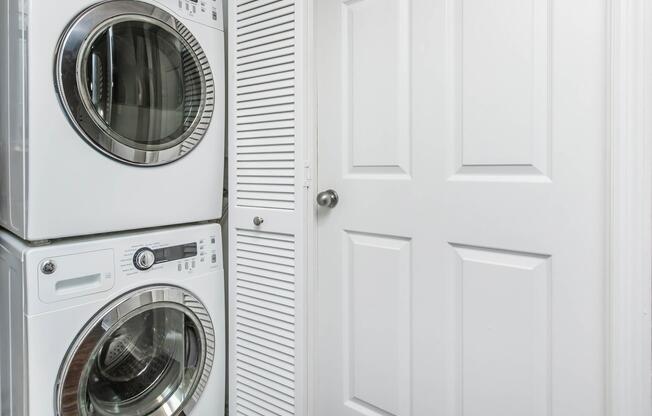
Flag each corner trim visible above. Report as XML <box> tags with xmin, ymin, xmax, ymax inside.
<box><xmin>609</xmin><ymin>0</ymin><xmax>652</xmax><ymax>414</ymax></box>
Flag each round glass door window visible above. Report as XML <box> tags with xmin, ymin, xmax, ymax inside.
<box><xmin>55</xmin><ymin>0</ymin><xmax>214</xmax><ymax>166</ymax></box>
<box><xmin>56</xmin><ymin>286</ymin><xmax>215</xmax><ymax>416</ymax></box>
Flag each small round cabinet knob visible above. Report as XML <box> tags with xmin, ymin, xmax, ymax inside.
<box><xmin>133</xmin><ymin>248</ymin><xmax>156</xmax><ymax>271</ymax></box>
<box><xmin>253</xmin><ymin>216</ymin><xmax>264</xmax><ymax>226</ymax></box>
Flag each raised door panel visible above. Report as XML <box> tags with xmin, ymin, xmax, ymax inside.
<box><xmin>453</xmin><ymin>245</ymin><xmax>551</xmax><ymax>416</ymax></box>
<box><xmin>343</xmin><ymin>0</ymin><xmax>411</xmax><ymax>178</ymax></box>
<box><xmin>344</xmin><ymin>231</ymin><xmax>412</xmax><ymax>416</ymax></box>
<box><xmin>455</xmin><ymin>0</ymin><xmax>551</xmax><ymax>179</ymax></box>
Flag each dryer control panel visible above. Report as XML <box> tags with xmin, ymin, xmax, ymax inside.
<box><xmin>154</xmin><ymin>0</ymin><xmax>223</xmax><ymax>30</ymax></box>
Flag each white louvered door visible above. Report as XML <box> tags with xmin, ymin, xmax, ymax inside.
<box><xmin>228</xmin><ymin>0</ymin><xmax>307</xmax><ymax>415</ymax></box>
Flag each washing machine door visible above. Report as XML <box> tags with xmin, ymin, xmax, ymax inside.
<box><xmin>56</xmin><ymin>286</ymin><xmax>215</xmax><ymax>416</ymax></box>
<box><xmin>55</xmin><ymin>0</ymin><xmax>214</xmax><ymax>166</ymax></box>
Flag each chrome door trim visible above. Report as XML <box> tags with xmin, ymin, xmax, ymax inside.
<box><xmin>55</xmin><ymin>285</ymin><xmax>215</xmax><ymax>416</ymax></box>
<box><xmin>54</xmin><ymin>0</ymin><xmax>215</xmax><ymax>166</ymax></box>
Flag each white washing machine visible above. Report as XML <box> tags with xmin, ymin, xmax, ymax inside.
<box><xmin>0</xmin><ymin>223</ymin><xmax>225</xmax><ymax>415</ymax></box>
<box><xmin>0</xmin><ymin>0</ymin><xmax>225</xmax><ymax>241</ymax></box>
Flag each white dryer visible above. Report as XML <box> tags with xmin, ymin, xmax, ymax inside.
<box><xmin>0</xmin><ymin>223</ymin><xmax>225</xmax><ymax>415</ymax></box>
<box><xmin>0</xmin><ymin>0</ymin><xmax>225</xmax><ymax>240</ymax></box>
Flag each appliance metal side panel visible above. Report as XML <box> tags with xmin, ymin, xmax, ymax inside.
<box><xmin>0</xmin><ymin>0</ymin><xmax>28</xmax><ymax>237</ymax></box>
<box><xmin>0</xmin><ymin>240</ymin><xmax>26</xmax><ymax>416</ymax></box>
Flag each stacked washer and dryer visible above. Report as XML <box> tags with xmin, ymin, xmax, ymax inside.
<box><xmin>0</xmin><ymin>0</ymin><xmax>226</xmax><ymax>415</ymax></box>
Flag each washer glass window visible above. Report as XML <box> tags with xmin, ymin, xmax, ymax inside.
<box><xmin>81</xmin><ymin>306</ymin><xmax>192</xmax><ymax>415</ymax></box>
<box><xmin>56</xmin><ymin>286</ymin><xmax>215</xmax><ymax>416</ymax></box>
<box><xmin>56</xmin><ymin>1</ymin><xmax>215</xmax><ymax>166</ymax></box>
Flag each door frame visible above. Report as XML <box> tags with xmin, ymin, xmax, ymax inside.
<box><xmin>300</xmin><ymin>0</ymin><xmax>652</xmax><ymax>414</ymax></box>
<box><xmin>608</xmin><ymin>0</ymin><xmax>652</xmax><ymax>413</ymax></box>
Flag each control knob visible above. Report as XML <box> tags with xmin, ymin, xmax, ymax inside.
<box><xmin>133</xmin><ymin>248</ymin><xmax>156</xmax><ymax>271</ymax></box>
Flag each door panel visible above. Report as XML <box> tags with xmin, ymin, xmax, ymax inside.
<box><xmin>460</xmin><ymin>0</ymin><xmax>550</xmax><ymax>171</ymax></box>
<box><xmin>344</xmin><ymin>231</ymin><xmax>412</xmax><ymax>416</ymax></box>
<box><xmin>454</xmin><ymin>245</ymin><xmax>551</xmax><ymax>416</ymax></box>
<box><xmin>316</xmin><ymin>0</ymin><xmax>606</xmax><ymax>415</ymax></box>
<box><xmin>343</xmin><ymin>0</ymin><xmax>411</xmax><ymax>178</ymax></box>
<box><xmin>228</xmin><ymin>0</ymin><xmax>305</xmax><ymax>413</ymax></box>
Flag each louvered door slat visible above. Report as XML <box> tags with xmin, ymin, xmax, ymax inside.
<box><xmin>238</xmin><ymin>0</ymin><xmax>294</xmax><ymax>21</ymax></box>
<box><xmin>238</xmin><ymin>6</ymin><xmax>294</xmax><ymax>30</ymax></box>
<box><xmin>238</xmin><ymin>40</ymin><xmax>295</xmax><ymax>60</ymax></box>
<box><xmin>231</xmin><ymin>227</ymin><xmax>297</xmax><ymax>413</ymax></box>
<box><xmin>237</xmin><ymin>0</ymin><xmax>282</xmax><ymax>13</ymax></box>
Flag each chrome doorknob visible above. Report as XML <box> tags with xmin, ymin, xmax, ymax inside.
<box><xmin>316</xmin><ymin>189</ymin><xmax>339</xmax><ymax>208</ymax></box>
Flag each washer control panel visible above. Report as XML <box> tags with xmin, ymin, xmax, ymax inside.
<box><xmin>154</xmin><ymin>0</ymin><xmax>223</xmax><ymax>30</ymax></box>
<box><xmin>121</xmin><ymin>231</ymin><xmax>220</xmax><ymax>277</ymax></box>
<box><xmin>25</xmin><ymin>224</ymin><xmax>222</xmax><ymax>314</ymax></box>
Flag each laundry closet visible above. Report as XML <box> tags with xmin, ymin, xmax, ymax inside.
<box><xmin>2</xmin><ymin>1</ymin><xmax>652</xmax><ymax>416</ymax></box>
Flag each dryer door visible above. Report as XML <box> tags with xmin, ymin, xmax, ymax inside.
<box><xmin>56</xmin><ymin>286</ymin><xmax>215</xmax><ymax>416</ymax></box>
<box><xmin>55</xmin><ymin>0</ymin><xmax>214</xmax><ymax>166</ymax></box>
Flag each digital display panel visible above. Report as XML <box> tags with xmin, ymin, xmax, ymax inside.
<box><xmin>154</xmin><ymin>243</ymin><xmax>197</xmax><ymax>262</ymax></box>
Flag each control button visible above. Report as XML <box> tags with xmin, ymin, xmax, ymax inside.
<box><xmin>192</xmin><ymin>260</ymin><xmax>196</xmax><ymax>268</ymax></box>
<box><xmin>211</xmin><ymin>237</ymin><xmax>216</xmax><ymax>244</ymax></box>
<box><xmin>212</xmin><ymin>10</ymin><xmax>218</xmax><ymax>20</ymax></box>
<box><xmin>211</xmin><ymin>254</ymin><xmax>217</xmax><ymax>264</ymax></box>
<box><xmin>41</xmin><ymin>260</ymin><xmax>56</xmax><ymax>275</ymax></box>
<box><xmin>178</xmin><ymin>263</ymin><xmax>182</xmax><ymax>271</ymax></box>
<box><xmin>185</xmin><ymin>262</ymin><xmax>189</xmax><ymax>270</ymax></box>
<box><xmin>133</xmin><ymin>248</ymin><xmax>156</xmax><ymax>271</ymax></box>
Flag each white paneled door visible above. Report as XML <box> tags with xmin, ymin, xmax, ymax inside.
<box><xmin>315</xmin><ymin>0</ymin><xmax>607</xmax><ymax>415</ymax></box>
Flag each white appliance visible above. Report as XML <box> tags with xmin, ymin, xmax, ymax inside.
<box><xmin>0</xmin><ymin>223</ymin><xmax>225</xmax><ymax>415</ymax></box>
<box><xmin>0</xmin><ymin>0</ymin><xmax>225</xmax><ymax>241</ymax></box>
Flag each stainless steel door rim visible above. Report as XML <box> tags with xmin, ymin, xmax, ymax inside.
<box><xmin>55</xmin><ymin>285</ymin><xmax>215</xmax><ymax>416</ymax></box>
<box><xmin>55</xmin><ymin>0</ymin><xmax>215</xmax><ymax>166</ymax></box>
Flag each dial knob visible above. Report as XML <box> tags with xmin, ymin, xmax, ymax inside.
<box><xmin>133</xmin><ymin>248</ymin><xmax>156</xmax><ymax>271</ymax></box>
